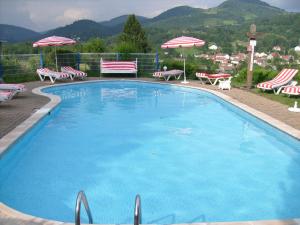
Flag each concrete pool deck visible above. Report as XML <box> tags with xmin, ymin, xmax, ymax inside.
<box><xmin>0</xmin><ymin>78</ymin><xmax>300</xmax><ymax>225</ymax></box>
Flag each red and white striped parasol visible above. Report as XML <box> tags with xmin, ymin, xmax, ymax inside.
<box><xmin>33</xmin><ymin>36</ymin><xmax>76</xmax><ymax>47</ymax></box>
<box><xmin>33</xmin><ymin>36</ymin><xmax>76</xmax><ymax>70</ymax></box>
<box><xmin>161</xmin><ymin>36</ymin><xmax>205</xmax><ymax>83</ymax></box>
<box><xmin>161</xmin><ymin>36</ymin><xmax>205</xmax><ymax>49</ymax></box>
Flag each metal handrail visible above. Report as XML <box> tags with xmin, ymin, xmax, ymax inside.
<box><xmin>75</xmin><ymin>191</ymin><xmax>93</xmax><ymax>225</ymax></box>
<box><xmin>134</xmin><ymin>195</ymin><xmax>142</xmax><ymax>225</ymax></box>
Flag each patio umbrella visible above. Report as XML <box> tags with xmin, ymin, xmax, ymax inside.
<box><xmin>33</xmin><ymin>36</ymin><xmax>76</xmax><ymax>71</ymax></box>
<box><xmin>161</xmin><ymin>36</ymin><xmax>205</xmax><ymax>84</ymax></box>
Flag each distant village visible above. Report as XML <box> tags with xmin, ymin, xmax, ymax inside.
<box><xmin>195</xmin><ymin>44</ymin><xmax>300</xmax><ymax>72</ymax></box>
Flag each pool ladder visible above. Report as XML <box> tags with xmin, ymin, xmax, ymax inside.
<box><xmin>74</xmin><ymin>191</ymin><xmax>142</xmax><ymax>225</ymax></box>
<box><xmin>75</xmin><ymin>191</ymin><xmax>93</xmax><ymax>225</ymax></box>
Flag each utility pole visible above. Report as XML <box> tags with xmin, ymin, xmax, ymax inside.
<box><xmin>246</xmin><ymin>24</ymin><xmax>257</xmax><ymax>89</ymax></box>
<box><xmin>0</xmin><ymin>40</ymin><xmax>7</xmax><ymax>82</ymax></box>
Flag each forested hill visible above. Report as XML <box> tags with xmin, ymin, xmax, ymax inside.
<box><xmin>0</xmin><ymin>24</ymin><xmax>40</xmax><ymax>42</ymax></box>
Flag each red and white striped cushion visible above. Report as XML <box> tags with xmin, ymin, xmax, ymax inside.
<box><xmin>0</xmin><ymin>91</ymin><xmax>13</xmax><ymax>98</ymax></box>
<box><xmin>196</xmin><ymin>72</ymin><xmax>208</xmax><ymax>78</ymax></box>
<box><xmin>207</xmin><ymin>74</ymin><xmax>231</xmax><ymax>79</ymax></box>
<box><xmin>196</xmin><ymin>73</ymin><xmax>231</xmax><ymax>79</ymax></box>
<box><xmin>153</xmin><ymin>72</ymin><xmax>163</xmax><ymax>77</ymax></box>
<box><xmin>37</xmin><ymin>68</ymin><xmax>69</xmax><ymax>79</ymax></box>
<box><xmin>282</xmin><ymin>86</ymin><xmax>300</xmax><ymax>95</ymax></box>
<box><xmin>257</xmin><ymin>69</ymin><xmax>298</xmax><ymax>90</ymax></box>
<box><xmin>101</xmin><ymin>61</ymin><xmax>137</xmax><ymax>71</ymax></box>
<box><xmin>0</xmin><ymin>83</ymin><xmax>26</xmax><ymax>92</ymax></box>
<box><xmin>61</xmin><ymin>66</ymin><xmax>87</xmax><ymax>77</ymax></box>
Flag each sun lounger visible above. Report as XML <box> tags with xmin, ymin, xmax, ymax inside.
<box><xmin>61</xmin><ymin>66</ymin><xmax>87</xmax><ymax>80</ymax></box>
<box><xmin>0</xmin><ymin>83</ymin><xmax>26</xmax><ymax>93</ymax></box>
<box><xmin>37</xmin><ymin>68</ymin><xmax>70</xmax><ymax>84</ymax></box>
<box><xmin>282</xmin><ymin>85</ymin><xmax>300</xmax><ymax>96</ymax></box>
<box><xmin>153</xmin><ymin>70</ymin><xmax>183</xmax><ymax>81</ymax></box>
<box><xmin>196</xmin><ymin>72</ymin><xmax>231</xmax><ymax>85</ymax></box>
<box><xmin>257</xmin><ymin>69</ymin><xmax>298</xmax><ymax>94</ymax></box>
<box><xmin>0</xmin><ymin>91</ymin><xmax>14</xmax><ymax>103</ymax></box>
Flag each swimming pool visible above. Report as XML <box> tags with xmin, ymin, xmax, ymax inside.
<box><xmin>0</xmin><ymin>81</ymin><xmax>299</xmax><ymax>224</ymax></box>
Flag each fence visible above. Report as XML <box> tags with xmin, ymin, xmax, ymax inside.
<box><xmin>0</xmin><ymin>52</ymin><xmax>159</xmax><ymax>81</ymax></box>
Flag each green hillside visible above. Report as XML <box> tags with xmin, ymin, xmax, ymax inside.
<box><xmin>0</xmin><ymin>24</ymin><xmax>40</xmax><ymax>42</ymax></box>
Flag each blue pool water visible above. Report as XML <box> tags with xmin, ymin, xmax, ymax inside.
<box><xmin>0</xmin><ymin>81</ymin><xmax>300</xmax><ymax>224</ymax></box>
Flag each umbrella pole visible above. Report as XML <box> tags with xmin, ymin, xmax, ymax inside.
<box><xmin>55</xmin><ymin>46</ymin><xmax>58</xmax><ymax>71</ymax></box>
<box><xmin>181</xmin><ymin>57</ymin><xmax>189</xmax><ymax>84</ymax></box>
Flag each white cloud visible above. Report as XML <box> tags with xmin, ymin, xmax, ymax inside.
<box><xmin>55</xmin><ymin>8</ymin><xmax>91</xmax><ymax>24</ymax></box>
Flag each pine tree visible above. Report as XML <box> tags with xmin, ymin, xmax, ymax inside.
<box><xmin>119</xmin><ymin>15</ymin><xmax>150</xmax><ymax>53</ymax></box>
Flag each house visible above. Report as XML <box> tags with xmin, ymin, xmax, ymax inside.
<box><xmin>281</xmin><ymin>55</ymin><xmax>291</xmax><ymax>61</ymax></box>
<box><xmin>273</xmin><ymin>46</ymin><xmax>281</xmax><ymax>51</ymax></box>
<box><xmin>267</xmin><ymin>52</ymin><xmax>280</xmax><ymax>60</ymax></box>
<box><xmin>295</xmin><ymin>46</ymin><xmax>300</xmax><ymax>52</ymax></box>
<box><xmin>219</xmin><ymin>63</ymin><xmax>234</xmax><ymax>72</ymax></box>
<box><xmin>254</xmin><ymin>58</ymin><xmax>267</xmax><ymax>67</ymax></box>
<box><xmin>215</xmin><ymin>54</ymin><xmax>230</xmax><ymax>63</ymax></box>
<box><xmin>209</xmin><ymin>45</ymin><xmax>218</xmax><ymax>50</ymax></box>
<box><xmin>255</xmin><ymin>52</ymin><xmax>268</xmax><ymax>58</ymax></box>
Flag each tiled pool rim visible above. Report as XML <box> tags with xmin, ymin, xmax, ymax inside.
<box><xmin>0</xmin><ymin>79</ymin><xmax>300</xmax><ymax>225</ymax></box>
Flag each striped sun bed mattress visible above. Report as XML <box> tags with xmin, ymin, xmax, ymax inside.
<box><xmin>153</xmin><ymin>70</ymin><xmax>183</xmax><ymax>81</ymax></box>
<box><xmin>196</xmin><ymin>72</ymin><xmax>231</xmax><ymax>85</ymax></box>
<box><xmin>257</xmin><ymin>69</ymin><xmax>298</xmax><ymax>93</ymax></box>
<box><xmin>36</xmin><ymin>68</ymin><xmax>70</xmax><ymax>83</ymax></box>
<box><xmin>282</xmin><ymin>86</ymin><xmax>300</xmax><ymax>96</ymax></box>
<box><xmin>61</xmin><ymin>66</ymin><xmax>87</xmax><ymax>79</ymax></box>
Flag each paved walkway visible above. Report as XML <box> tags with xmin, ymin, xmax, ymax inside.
<box><xmin>0</xmin><ymin>78</ymin><xmax>299</xmax><ymax>139</ymax></box>
<box><xmin>0</xmin><ymin>81</ymin><xmax>49</xmax><ymax>138</ymax></box>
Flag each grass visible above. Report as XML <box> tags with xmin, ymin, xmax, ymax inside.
<box><xmin>3</xmin><ymin>74</ymin><xmax>39</xmax><ymax>83</ymax></box>
<box><xmin>252</xmin><ymin>89</ymin><xmax>298</xmax><ymax>106</ymax></box>
<box><xmin>232</xmin><ymin>80</ymin><xmax>298</xmax><ymax>106</ymax></box>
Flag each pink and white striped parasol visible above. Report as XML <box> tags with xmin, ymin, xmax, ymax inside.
<box><xmin>161</xmin><ymin>36</ymin><xmax>205</xmax><ymax>83</ymax></box>
<box><xmin>161</xmin><ymin>36</ymin><xmax>205</xmax><ymax>49</ymax></box>
<box><xmin>33</xmin><ymin>36</ymin><xmax>76</xmax><ymax>47</ymax></box>
<box><xmin>33</xmin><ymin>36</ymin><xmax>76</xmax><ymax>71</ymax></box>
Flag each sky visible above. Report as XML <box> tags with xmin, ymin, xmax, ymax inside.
<box><xmin>0</xmin><ymin>0</ymin><xmax>299</xmax><ymax>32</ymax></box>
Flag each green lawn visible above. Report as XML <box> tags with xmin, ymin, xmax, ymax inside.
<box><xmin>252</xmin><ymin>89</ymin><xmax>299</xmax><ymax>106</ymax></box>
<box><xmin>232</xmin><ymin>80</ymin><xmax>299</xmax><ymax>106</ymax></box>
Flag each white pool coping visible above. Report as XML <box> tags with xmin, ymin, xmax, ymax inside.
<box><xmin>0</xmin><ymin>79</ymin><xmax>299</xmax><ymax>225</ymax></box>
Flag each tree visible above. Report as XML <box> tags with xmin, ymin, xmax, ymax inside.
<box><xmin>83</xmin><ymin>38</ymin><xmax>105</xmax><ymax>53</ymax></box>
<box><xmin>119</xmin><ymin>15</ymin><xmax>150</xmax><ymax>53</ymax></box>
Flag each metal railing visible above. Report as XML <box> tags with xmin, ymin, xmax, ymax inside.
<box><xmin>75</xmin><ymin>191</ymin><xmax>93</xmax><ymax>225</ymax></box>
<box><xmin>0</xmin><ymin>52</ymin><xmax>157</xmax><ymax>79</ymax></box>
<box><xmin>134</xmin><ymin>194</ymin><xmax>142</xmax><ymax>225</ymax></box>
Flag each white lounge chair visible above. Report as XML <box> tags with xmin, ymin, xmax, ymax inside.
<box><xmin>0</xmin><ymin>91</ymin><xmax>14</xmax><ymax>103</ymax></box>
<box><xmin>257</xmin><ymin>69</ymin><xmax>299</xmax><ymax>94</ymax></box>
<box><xmin>61</xmin><ymin>66</ymin><xmax>87</xmax><ymax>80</ymax></box>
<box><xmin>153</xmin><ymin>70</ymin><xmax>183</xmax><ymax>81</ymax></box>
<box><xmin>37</xmin><ymin>68</ymin><xmax>70</xmax><ymax>84</ymax></box>
<box><xmin>218</xmin><ymin>77</ymin><xmax>232</xmax><ymax>90</ymax></box>
<box><xmin>0</xmin><ymin>83</ymin><xmax>26</xmax><ymax>94</ymax></box>
<box><xmin>196</xmin><ymin>72</ymin><xmax>231</xmax><ymax>85</ymax></box>
<box><xmin>282</xmin><ymin>85</ymin><xmax>300</xmax><ymax>96</ymax></box>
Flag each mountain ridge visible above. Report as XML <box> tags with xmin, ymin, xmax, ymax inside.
<box><xmin>0</xmin><ymin>0</ymin><xmax>291</xmax><ymax>43</ymax></box>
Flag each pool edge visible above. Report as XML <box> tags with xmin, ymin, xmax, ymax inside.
<box><xmin>0</xmin><ymin>79</ymin><xmax>300</xmax><ymax>225</ymax></box>
<box><xmin>1</xmin><ymin>202</ymin><xmax>299</xmax><ymax>225</ymax></box>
